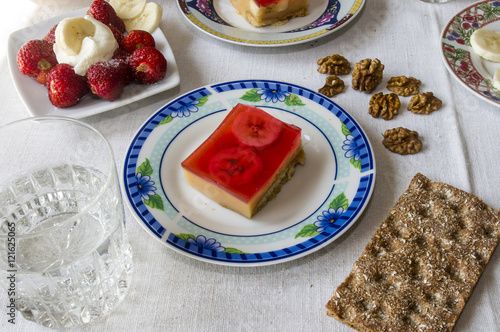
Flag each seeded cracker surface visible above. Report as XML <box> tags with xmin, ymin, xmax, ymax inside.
<box><xmin>326</xmin><ymin>173</ymin><xmax>500</xmax><ymax>332</ymax></box>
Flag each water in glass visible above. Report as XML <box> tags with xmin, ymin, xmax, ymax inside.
<box><xmin>0</xmin><ymin>164</ymin><xmax>133</xmax><ymax>328</ymax></box>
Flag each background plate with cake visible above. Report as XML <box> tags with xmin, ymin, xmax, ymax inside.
<box><xmin>176</xmin><ymin>0</ymin><xmax>365</xmax><ymax>46</ymax></box>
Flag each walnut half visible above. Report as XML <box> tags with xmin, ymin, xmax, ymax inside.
<box><xmin>387</xmin><ymin>76</ymin><xmax>421</xmax><ymax>96</ymax></box>
<box><xmin>318</xmin><ymin>75</ymin><xmax>345</xmax><ymax>97</ymax></box>
<box><xmin>317</xmin><ymin>54</ymin><xmax>351</xmax><ymax>75</ymax></box>
<box><xmin>408</xmin><ymin>92</ymin><xmax>442</xmax><ymax>114</ymax></box>
<box><xmin>382</xmin><ymin>127</ymin><xmax>422</xmax><ymax>155</ymax></box>
<box><xmin>369</xmin><ymin>92</ymin><xmax>401</xmax><ymax>120</ymax></box>
<box><xmin>352</xmin><ymin>58</ymin><xmax>384</xmax><ymax>93</ymax></box>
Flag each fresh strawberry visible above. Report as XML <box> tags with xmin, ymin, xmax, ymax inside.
<box><xmin>47</xmin><ymin>64</ymin><xmax>88</xmax><ymax>108</ymax></box>
<box><xmin>17</xmin><ymin>39</ymin><xmax>58</xmax><ymax>84</ymax></box>
<box><xmin>112</xmin><ymin>49</ymin><xmax>133</xmax><ymax>84</ymax></box>
<box><xmin>87</xmin><ymin>0</ymin><xmax>126</xmax><ymax>33</ymax></box>
<box><xmin>112</xmin><ymin>47</ymin><xmax>130</xmax><ymax>60</ymax></box>
<box><xmin>43</xmin><ymin>24</ymin><xmax>58</xmax><ymax>44</ymax></box>
<box><xmin>107</xmin><ymin>23</ymin><xmax>124</xmax><ymax>46</ymax></box>
<box><xmin>128</xmin><ymin>46</ymin><xmax>167</xmax><ymax>84</ymax></box>
<box><xmin>86</xmin><ymin>59</ymin><xmax>128</xmax><ymax>101</ymax></box>
<box><xmin>122</xmin><ymin>30</ymin><xmax>155</xmax><ymax>54</ymax></box>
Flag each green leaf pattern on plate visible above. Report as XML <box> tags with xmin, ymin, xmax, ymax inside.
<box><xmin>156</xmin><ymin>114</ymin><xmax>174</xmax><ymax>127</ymax></box>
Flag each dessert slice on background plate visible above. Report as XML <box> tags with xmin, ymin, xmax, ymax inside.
<box><xmin>230</xmin><ymin>0</ymin><xmax>309</xmax><ymax>27</ymax></box>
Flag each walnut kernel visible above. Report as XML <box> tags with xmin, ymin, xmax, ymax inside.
<box><xmin>382</xmin><ymin>127</ymin><xmax>422</xmax><ymax>155</ymax></box>
<box><xmin>369</xmin><ymin>92</ymin><xmax>401</xmax><ymax>120</ymax></box>
<box><xmin>317</xmin><ymin>54</ymin><xmax>351</xmax><ymax>75</ymax></box>
<box><xmin>318</xmin><ymin>75</ymin><xmax>345</xmax><ymax>97</ymax></box>
<box><xmin>387</xmin><ymin>76</ymin><xmax>421</xmax><ymax>96</ymax></box>
<box><xmin>408</xmin><ymin>92</ymin><xmax>442</xmax><ymax>114</ymax></box>
<box><xmin>352</xmin><ymin>58</ymin><xmax>384</xmax><ymax>93</ymax></box>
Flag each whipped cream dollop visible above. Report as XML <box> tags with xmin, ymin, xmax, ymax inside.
<box><xmin>54</xmin><ymin>15</ymin><xmax>118</xmax><ymax>76</ymax></box>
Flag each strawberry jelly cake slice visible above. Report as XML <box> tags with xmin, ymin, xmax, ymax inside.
<box><xmin>181</xmin><ymin>103</ymin><xmax>305</xmax><ymax>218</ymax></box>
<box><xmin>230</xmin><ymin>0</ymin><xmax>309</xmax><ymax>27</ymax></box>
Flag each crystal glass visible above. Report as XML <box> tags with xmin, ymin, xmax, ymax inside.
<box><xmin>0</xmin><ymin>117</ymin><xmax>133</xmax><ymax>328</ymax></box>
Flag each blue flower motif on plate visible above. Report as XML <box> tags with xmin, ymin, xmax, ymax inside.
<box><xmin>239</xmin><ymin>88</ymin><xmax>305</xmax><ymax>106</ymax></box>
<box><xmin>174</xmin><ymin>233</ymin><xmax>248</xmax><ymax>254</ymax></box>
<box><xmin>188</xmin><ymin>235</ymin><xmax>226</xmax><ymax>252</ymax></box>
<box><xmin>295</xmin><ymin>193</ymin><xmax>349</xmax><ymax>238</ymax></box>
<box><xmin>341</xmin><ymin>123</ymin><xmax>362</xmax><ymax>171</ymax></box>
<box><xmin>342</xmin><ymin>134</ymin><xmax>361</xmax><ymax>161</ymax></box>
<box><xmin>256</xmin><ymin>87</ymin><xmax>290</xmax><ymax>103</ymax></box>
<box><xmin>156</xmin><ymin>95</ymin><xmax>211</xmax><ymax>127</ymax></box>
<box><xmin>136</xmin><ymin>173</ymin><xmax>157</xmax><ymax>200</ymax></box>
<box><xmin>314</xmin><ymin>207</ymin><xmax>344</xmax><ymax>233</ymax></box>
<box><xmin>171</xmin><ymin>100</ymin><xmax>200</xmax><ymax>118</ymax></box>
<box><xmin>136</xmin><ymin>158</ymin><xmax>164</xmax><ymax>211</ymax></box>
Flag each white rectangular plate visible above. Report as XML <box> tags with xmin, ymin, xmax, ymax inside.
<box><xmin>8</xmin><ymin>8</ymin><xmax>180</xmax><ymax>119</ymax></box>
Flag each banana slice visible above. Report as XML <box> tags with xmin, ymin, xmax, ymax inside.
<box><xmin>54</xmin><ymin>16</ymin><xmax>118</xmax><ymax>76</ymax></box>
<box><xmin>109</xmin><ymin>0</ymin><xmax>146</xmax><ymax>20</ymax></box>
<box><xmin>124</xmin><ymin>2</ymin><xmax>162</xmax><ymax>33</ymax></box>
<box><xmin>471</xmin><ymin>28</ymin><xmax>500</xmax><ymax>62</ymax></box>
<box><xmin>55</xmin><ymin>17</ymin><xmax>96</xmax><ymax>56</ymax></box>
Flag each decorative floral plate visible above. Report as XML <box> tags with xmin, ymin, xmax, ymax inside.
<box><xmin>7</xmin><ymin>8</ymin><xmax>180</xmax><ymax>119</ymax></box>
<box><xmin>177</xmin><ymin>0</ymin><xmax>365</xmax><ymax>46</ymax></box>
<box><xmin>123</xmin><ymin>79</ymin><xmax>375</xmax><ymax>266</ymax></box>
<box><xmin>441</xmin><ymin>0</ymin><xmax>500</xmax><ymax>107</ymax></box>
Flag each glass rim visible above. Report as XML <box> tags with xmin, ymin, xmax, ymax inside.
<box><xmin>0</xmin><ymin>116</ymin><xmax>117</xmax><ymax>239</ymax></box>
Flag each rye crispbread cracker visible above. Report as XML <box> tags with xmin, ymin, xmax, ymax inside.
<box><xmin>326</xmin><ymin>173</ymin><xmax>500</xmax><ymax>331</ymax></box>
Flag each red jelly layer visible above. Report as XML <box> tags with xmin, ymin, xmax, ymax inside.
<box><xmin>254</xmin><ymin>0</ymin><xmax>281</xmax><ymax>6</ymax></box>
<box><xmin>181</xmin><ymin>103</ymin><xmax>302</xmax><ymax>203</ymax></box>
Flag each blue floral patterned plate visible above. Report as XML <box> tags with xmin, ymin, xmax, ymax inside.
<box><xmin>177</xmin><ymin>0</ymin><xmax>365</xmax><ymax>46</ymax></box>
<box><xmin>123</xmin><ymin>79</ymin><xmax>375</xmax><ymax>266</ymax></box>
<box><xmin>441</xmin><ymin>0</ymin><xmax>500</xmax><ymax>107</ymax></box>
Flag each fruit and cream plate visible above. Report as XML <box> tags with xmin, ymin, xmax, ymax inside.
<box><xmin>123</xmin><ymin>80</ymin><xmax>375</xmax><ymax>266</ymax></box>
<box><xmin>177</xmin><ymin>0</ymin><xmax>365</xmax><ymax>46</ymax></box>
<box><xmin>441</xmin><ymin>0</ymin><xmax>500</xmax><ymax>107</ymax></box>
<box><xmin>8</xmin><ymin>5</ymin><xmax>179</xmax><ymax>119</ymax></box>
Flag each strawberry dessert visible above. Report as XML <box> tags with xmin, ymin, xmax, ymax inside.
<box><xmin>15</xmin><ymin>0</ymin><xmax>166</xmax><ymax>108</ymax></box>
<box><xmin>181</xmin><ymin>103</ymin><xmax>305</xmax><ymax>218</ymax></box>
<box><xmin>230</xmin><ymin>0</ymin><xmax>309</xmax><ymax>27</ymax></box>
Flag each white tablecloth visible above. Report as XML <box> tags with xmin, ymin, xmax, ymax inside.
<box><xmin>1</xmin><ymin>0</ymin><xmax>499</xmax><ymax>331</ymax></box>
